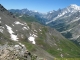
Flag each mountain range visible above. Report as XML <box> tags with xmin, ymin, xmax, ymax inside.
<box><xmin>9</xmin><ymin>4</ymin><xmax>80</xmax><ymax>45</ymax></box>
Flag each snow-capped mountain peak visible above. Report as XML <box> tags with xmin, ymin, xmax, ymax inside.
<box><xmin>69</xmin><ymin>4</ymin><xmax>79</xmax><ymax>8</ymax></box>
<box><xmin>67</xmin><ymin>4</ymin><xmax>80</xmax><ymax>11</ymax></box>
<box><xmin>47</xmin><ymin>10</ymin><xmax>55</xmax><ymax>14</ymax></box>
<box><xmin>45</xmin><ymin>4</ymin><xmax>80</xmax><ymax>24</ymax></box>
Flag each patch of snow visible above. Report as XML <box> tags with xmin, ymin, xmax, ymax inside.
<box><xmin>19</xmin><ymin>15</ymin><xmax>23</xmax><ymax>17</ymax></box>
<box><xmin>12</xmin><ymin>24</ymin><xmax>14</xmax><ymax>26</ymax></box>
<box><xmin>61</xmin><ymin>28</ymin><xmax>72</xmax><ymax>33</ymax></box>
<box><xmin>54</xmin><ymin>43</ymin><xmax>57</xmax><ymax>46</ymax></box>
<box><xmin>15</xmin><ymin>21</ymin><xmax>29</xmax><ymax>30</ymax></box>
<box><xmin>23</xmin><ymin>22</ymin><xmax>30</xmax><ymax>30</ymax></box>
<box><xmin>0</xmin><ymin>29</ymin><xmax>3</xmax><ymax>33</ymax></box>
<box><xmin>50</xmin><ymin>12</ymin><xmax>52</xmax><ymax>13</ymax></box>
<box><xmin>39</xmin><ymin>29</ymin><xmax>42</xmax><ymax>31</ymax></box>
<box><xmin>61</xmin><ymin>16</ymin><xmax>68</xmax><ymax>18</ymax></box>
<box><xmin>30</xmin><ymin>33</ymin><xmax>37</xmax><ymax>37</ymax></box>
<box><xmin>29</xmin><ymin>33</ymin><xmax>32</xmax><ymax>36</ymax></box>
<box><xmin>68</xmin><ymin>18</ymin><xmax>80</xmax><ymax>24</ymax></box>
<box><xmin>15</xmin><ymin>21</ymin><xmax>24</xmax><ymax>25</ymax></box>
<box><xmin>75</xmin><ymin>35</ymin><xmax>80</xmax><ymax>39</ymax></box>
<box><xmin>6</xmin><ymin>25</ymin><xmax>18</xmax><ymax>41</ymax></box>
<box><xmin>57</xmin><ymin>48</ymin><xmax>60</xmax><ymax>50</ymax></box>
<box><xmin>60</xmin><ymin>54</ymin><xmax>63</xmax><ymax>58</ymax></box>
<box><xmin>19</xmin><ymin>43</ymin><xmax>25</xmax><ymax>47</ymax></box>
<box><xmin>46</xmin><ymin>14</ymin><xmax>64</xmax><ymax>24</ymax></box>
<box><xmin>50</xmin><ymin>11</ymin><xmax>53</xmax><ymax>13</ymax></box>
<box><xmin>46</xmin><ymin>17</ymin><xmax>58</xmax><ymax>24</ymax></box>
<box><xmin>16</xmin><ymin>30</ymin><xmax>18</xmax><ymax>31</ymax></box>
<box><xmin>15</xmin><ymin>45</ymin><xmax>19</xmax><ymax>47</ymax></box>
<box><xmin>34</xmin><ymin>30</ymin><xmax>37</xmax><ymax>32</ymax></box>
<box><xmin>22</xmin><ymin>27</ymin><xmax>28</xmax><ymax>30</ymax></box>
<box><xmin>57</xmin><ymin>48</ymin><xmax>62</xmax><ymax>51</ymax></box>
<box><xmin>32</xmin><ymin>34</ymin><xmax>38</xmax><ymax>37</ymax></box>
<box><xmin>70</xmin><ymin>35</ymin><xmax>80</xmax><ymax>40</ymax></box>
<box><xmin>0</xmin><ymin>26</ymin><xmax>4</xmax><ymax>29</ymax></box>
<box><xmin>76</xmin><ymin>17</ymin><xmax>79</xmax><ymax>18</ymax></box>
<box><xmin>48</xmin><ymin>10</ymin><xmax>54</xmax><ymax>14</ymax></box>
<box><xmin>2</xmin><ymin>27</ymin><xmax>5</xmax><ymax>29</ymax></box>
<box><xmin>58</xmin><ymin>11</ymin><xmax>67</xmax><ymax>17</ymax></box>
<box><xmin>25</xmin><ymin>23</ymin><xmax>30</xmax><ymax>29</ymax></box>
<box><xmin>28</xmin><ymin>36</ymin><xmax>36</xmax><ymax>44</ymax></box>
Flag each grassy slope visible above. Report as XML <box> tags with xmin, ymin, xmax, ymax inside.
<box><xmin>22</xmin><ymin>23</ymin><xmax>80</xmax><ymax>58</ymax></box>
<box><xmin>17</xmin><ymin>15</ymin><xmax>80</xmax><ymax>59</ymax></box>
<box><xmin>19</xmin><ymin>15</ymin><xmax>39</xmax><ymax>23</ymax></box>
<box><xmin>36</xmin><ymin>29</ymin><xmax>80</xmax><ymax>58</ymax></box>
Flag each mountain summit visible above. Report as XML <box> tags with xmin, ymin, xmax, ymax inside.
<box><xmin>69</xmin><ymin>4</ymin><xmax>80</xmax><ymax>9</ymax></box>
<box><xmin>66</xmin><ymin>4</ymin><xmax>80</xmax><ymax>12</ymax></box>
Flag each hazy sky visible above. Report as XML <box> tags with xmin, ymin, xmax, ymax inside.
<box><xmin>0</xmin><ymin>0</ymin><xmax>80</xmax><ymax>13</ymax></box>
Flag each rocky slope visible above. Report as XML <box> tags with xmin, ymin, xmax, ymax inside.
<box><xmin>0</xmin><ymin>4</ymin><xmax>54</xmax><ymax>60</ymax></box>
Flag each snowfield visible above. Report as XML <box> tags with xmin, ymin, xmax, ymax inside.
<box><xmin>6</xmin><ymin>25</ymin><xmax>18</xmax><ymax>41</ymax></box>
<box><xmin>28</xmin><ymin>36</ymin><xmax>36</xmax><ymax>44</ymax></box>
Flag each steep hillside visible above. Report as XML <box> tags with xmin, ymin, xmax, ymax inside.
<box><xmin>0</xmin><ymin>4</ymin><xmax>80</xmax><ymax>60</ymax></box>
<box><xmin>23</xmin><ymin>22</ymin><xmax>80</xmax><ymax>58</ymax></box>
<box><xmin>0</xmin><ymin>4</ymin><xmax>54</xmax><ymax>60</ymax></box>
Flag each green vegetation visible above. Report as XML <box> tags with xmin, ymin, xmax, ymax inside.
<box><xmin>36</xmin><ymin>27</ymin><xmax>48</xmax><ymax>46</ymax></box>
<box><xmin>54</xmin><ymin>58</ymin><xmax>80</xmax><ymax>60</ymax></box>
<box><xmin>20</xmin><ymin>40</ymin><xmax>36</xmax><ymax>51</ymax></box>
<box><xmin>19</xmin><ymin>15</ymin><xmax>39</xmax><ymax>22</ymax></box>
<box><xmin>36</xmin><ymin>32</ymin><xmax>80</xmax><ymax>58</ymax></box>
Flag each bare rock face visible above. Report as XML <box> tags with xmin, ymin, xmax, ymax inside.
<box><xmin>0</xmin><ymin>4</ymin><xmax>7</xmax><ymax>12</ymax></box>
<box><xmin>0</xmin><ymin>44</ymin><xmax>38</xmax><ymax>60</ymax></box>
<box><xmin>0</xmin><ymin>43</ymin><xmax>26</xmax><ymax>60</ymax></box>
